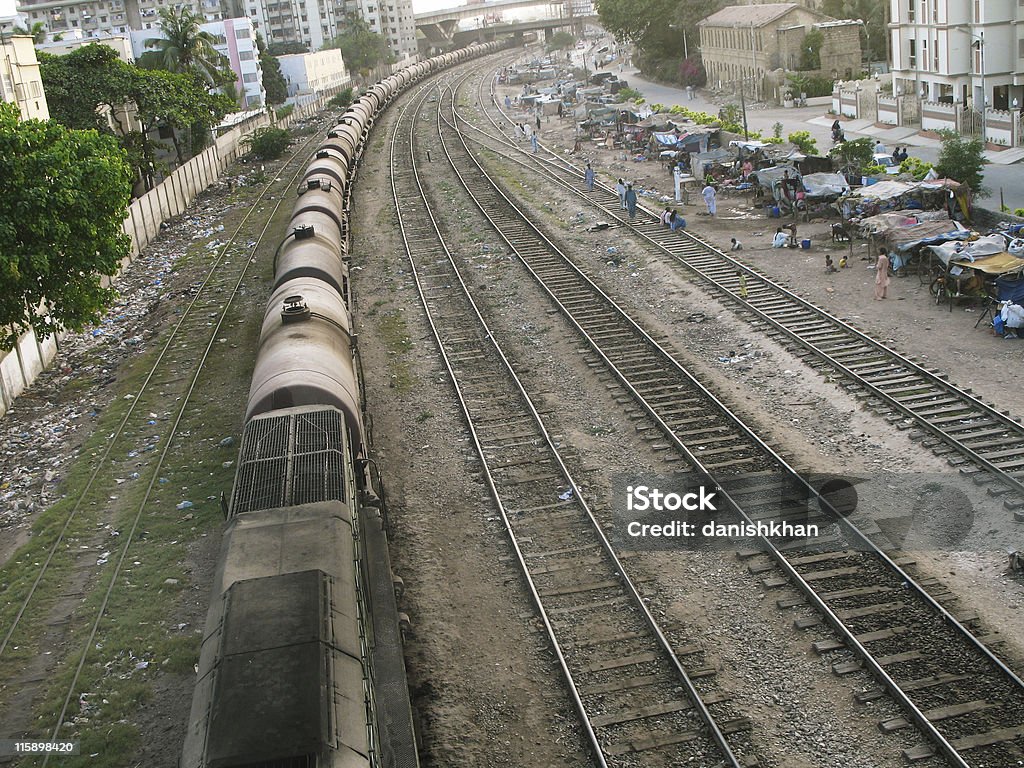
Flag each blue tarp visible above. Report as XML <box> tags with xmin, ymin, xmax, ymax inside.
<box><xmin>997</xmin><ymin>275</ymin><xmax>1024</xmax><ymax>303</ymax></box>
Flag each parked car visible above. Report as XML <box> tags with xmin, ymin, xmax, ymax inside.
<box><xmin>873</xmin><ymin>153</ymin><xmax>901</xmax><ymax>175</ymax></box>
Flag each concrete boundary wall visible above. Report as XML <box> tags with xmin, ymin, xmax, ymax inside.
<box><xmin>921</xmin><ymin>101</ymin><xmax>957</xmax><ymax>133</ymax></box>
<box><xmin>878</xmin><ymin>95</ymin><xmax>898</xmax><ymax>126</ymax></box>
<box><xmin>0</xmin><ymin>91</ymin><xmax>337</xmax><ymax>419</ymax></box>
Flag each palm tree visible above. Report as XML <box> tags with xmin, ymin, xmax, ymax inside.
<box><xmin>13</xmin><ymin>21</ymin><xmax>48</xmax><ymax>45</ymax></box>
<box><xmin>143</xmin><ymin>7</ymin><xmax>227</xmax><ymax>86</ymax></box>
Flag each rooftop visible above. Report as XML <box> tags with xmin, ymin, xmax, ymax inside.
<box><xmin>699</xmin><ymin>3</ymin><xmax>828</xmax><ymax>28</ymax></box>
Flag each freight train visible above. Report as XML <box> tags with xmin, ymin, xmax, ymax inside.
<box><xmin>181</xmin><ymin>40</ymin><xmax>504</xmax><ymax>768</ymax></box>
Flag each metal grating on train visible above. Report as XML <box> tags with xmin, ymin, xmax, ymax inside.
<box><xmin>232</xmin><ymin>408</ymin><xmax>347</xmax><ymax>514</ymax></box>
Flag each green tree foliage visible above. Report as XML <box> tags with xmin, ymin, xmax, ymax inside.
<box><xmin>324</xmin><ymin>16</ymin><xmax>394</xmax><ymax>75</ymax></box>
<box><xmin>141</xmin><ymin>7</ymin><xmax>232</xmax><ymax>87</ymax></box>
<box><xmin>828</xmin><ymin>136</ymin><xmax>874</xmax><ymax>174</ymax></box>
<box><xmin>546</xmin><ymin>32</ymin><xmax>576</xmax><ymax>53</ymax></box>
<box><xmin>596</xmin><ymin>0</ymin><xmax>721</xmax><ymax>85</ymax></box>
<box><xmin>0</xmin><ymin>103</ymin><xmax>132</xmax><ymax>347</ymax></box>
<box><xmin>899</xmin><ymin>156</ymin><xmax>934</xmax><ymax>180</ymax></box>
<box><xmin>328</xmin><ymin>88</ymin><xmax>354</xmax><ymax>109</ymax></box>
<box><xmin>935</xmin><ymin>129</ymin><xmax>986</xmax><ymax>194</ymax></box>
<box><xmin>40</xmin><ymin>46</ymin><xmax>233</xmax><ymax>186</ymax></box>
<box><xmin>38</xmin><ymin>46</ymin><xmax>133</xmax><ymax>132</ymax></box>
<box><xmin>787</xmin><ymin>130</ymin><xmax>818</xmax><ymax>155</ymax></box>
<box><xmin>243</xmin><ymin>126</ymin><xmax>290</xmax><ymax>159</ymax></box>
<box><xmin>267</xmin><ymin>41</ymin><xmax>309</xmax><ymax>56</ymax></box>
<box><xmin>256</xmin><ymin>33</ymin><xmax>287</xmax><ymax>106</ymax></box>
<box><xmin>12</xmin><ymin>21</ymin><xmax>48</xmax><ymax>44</ymax></box>
<box><xmin>799</xmin><ymin>29</ymin><xmax>823</xmax><ymax>71</ymax></box>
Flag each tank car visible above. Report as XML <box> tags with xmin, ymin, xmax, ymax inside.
<box><xmin>183</xmin><ymin>40</ymin><xmax>507</xmax><ymax>768</ymax></box>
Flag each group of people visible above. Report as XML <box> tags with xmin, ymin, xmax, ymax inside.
<box><xmin>659</xmin><ymin>207</ymin><xmax>687</xmax><ymax>231</ymax></box>
<box><xmin>891</xmin><ymin>145</ymin><xmax>909</xmax><ymax>164</ymax></box>
<box><xmin>614</xmin><ymin>178</ymin><xmax>639</xmax><ymax>218</ymax></box>
<box><xmin>770</xmin><ymin>223</ymin><xmax>799</xmax><ymax>249</ymax></box>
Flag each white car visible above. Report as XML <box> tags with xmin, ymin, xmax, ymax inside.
<box><xmin>873</xmin><ymin>153</ymin><xmax>901</xmax><ymax>175</ymax></box>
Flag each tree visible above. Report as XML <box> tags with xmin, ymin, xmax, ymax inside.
<box><xmin>257</xmin><ymin>33</ymin><xmax>288</xmax><ymax>106</ymax></box>
<box><xmin>324</xmin><ymin>16</ymin><xmax>393</xmax><ymax>75</ymax></box>
<box><xmin>829</xmin><ymin>136</ymin><xmax>874</xmax><ymax>175</ymax></box>
<box><xmin>141</xmin><ymin>7</ymin><xmax>231</xmax><ymax>87</ymax></box>
<box><xmin>38</xmin><ymin>45</ymin><xmax>134</xmax><ymax>133</ymax></box>
<box><xmin>799</xmin><ymin>29</ymin><xmax>823</xmax><ymax>71</ymax></box>
<box><xmin>546</xmin><ymin>32</ymin><xmax>576</xmax><ymax>53</ymax></box>
<box><xmin>0</xmin><ymin>103</ymin><xmax>132</xmax><ymax>348</ymax></box>
<box><xmin>787</xmin><ymin>130</ymin><xmax>818</xmax><ymax>155</ymax></box>
<box><xmin>13</xmin><ymin>21</ymin><xmax>47</xmax><ymax>44</ymax></box>
<box><xmin>935</xmin><ymin>129</ymin><xmax>986</xmax><ymax>195</ymax></box>
<box><xmin>267</xmin><ymin>41</ymin><xmax>309</xmax><ymax>56</ymax></box>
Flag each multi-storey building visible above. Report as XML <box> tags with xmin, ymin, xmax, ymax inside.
<box><xmin>236</xmin><ymin>0</ymin><xmax>416</xmax><ymax>61</ymax></box>
<box><xmin>130</xmin><ymin>16</ymin><xmax>266</xmax><ymax>107</ymax></box>
<box><xmin>889</xmin><ymin>0</ymin><xmax>1022</xmax><ymax>111</ymax></box>
<box><xmin>699</xmin><ymin>4</ymin><xmax>861</xmax><ymax>99</ymax></box>
<box><xmin>277</xmin><ymin>46</ymin><xmax>346</xmax><ymax>97</ymax></box>
<box><xmin>0</xmin><ymin>33</ymin><xmax>49</xmax><ymax>119</ymax></box>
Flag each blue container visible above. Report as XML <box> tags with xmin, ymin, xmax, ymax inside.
<box><xmin>801</xmin><ymin>238</ymin><xmax>811</xmax><ymax>249</ymax></box>
<box><xmin>770</xmin><ymin>205</ymin><xmax>781</xmax><ymax>218</ymax></box>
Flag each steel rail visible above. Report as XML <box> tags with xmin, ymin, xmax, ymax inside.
<box><xmin>38</xmin><ymin>117</ymin><xmax>336</xmax><ymax>761</ymax></box>
<box><xmin>396</xmin><ymin>71</ymin><xmax>747</xmax><ymax>767</ymax></box>
<box><xmin>437</xmin><ymin>75</ymin><xmax>748</xmax><ymax>768</ymax></box>
<box><xmin>0</xmin><ymin>117</ymin><xmax>335</xmax><ymax>670</ymax></box>
<box><xmin>440</xmin><ymin>64</ymin><xmax>1024</xmax><ymax>768</ymax></box>
<box><xmin>467</xmin><ymin>74</ymin><xmax>1024</xmax><ymax>504</ymax></box>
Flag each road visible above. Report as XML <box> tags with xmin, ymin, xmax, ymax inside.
<box><xmin>623</xmin><ymin>68</ymin><xmax>1024</xmax><ymax>212</ymax></box>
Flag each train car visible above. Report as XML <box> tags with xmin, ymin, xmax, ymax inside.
<box><xmin>183</xmin><ymin>39</ymin><xmax>506</xmax><ymax>768</ymax></box>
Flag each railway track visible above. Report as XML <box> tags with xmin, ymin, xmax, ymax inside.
<box><xmin>460</xmin><ymin>72</ymin><xmax>1024</xmax><ymax>519</ymax></box>
<box><xmin>417</xmin><ymin>67</ymin><xmax>1024</xmax><ymax>766</ymax></box>
<box><xmin>391</xmin><ymin>75</ymin><xmax>757</xmax><ymax>768</ymax></box>
<box><xmin>0</xmin><ymin>115</ymin><xmax>335</xmax><ymax>758</ymax></box>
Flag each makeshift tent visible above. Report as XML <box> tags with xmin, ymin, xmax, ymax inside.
<box><xmin>929</xmin><ymin>234</ymin><xmax>1007</xmax><ymax>265</ymax></box>
<box><xmin>885</xmin><ymin>220</ymin><xmax>969</xmax><ymax>252</ymax></box>
<box><xmin>801</xmin><ymin>173</ymin><xmax>849</xmax><ymax>199</ymax></box>
<box><xmin>691</xmin><ymin>147</ymin><xmax>735</xmax><ymax>180</ymax></box>
<box><xmin>951</xmin><ymin>251</ymin><xmax>1024</xmax><ymax>275</ymax></box>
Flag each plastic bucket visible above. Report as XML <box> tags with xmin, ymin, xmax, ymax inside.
<box><xmin>770</xmin><ymin>205</ymin><xmax>780</xmax><ymax>218</ymax></box>
<box><xmin>801</xmin><ymin>239</ymin><xmax>811</xmax><ymax>249</ymax></box>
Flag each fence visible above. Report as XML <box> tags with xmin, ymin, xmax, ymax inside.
<box><xmin>0</xmin><ymin>91</ymin><xmax>335</xmax><ymax>418</ymax></box>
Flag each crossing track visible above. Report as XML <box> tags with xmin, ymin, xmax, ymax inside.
<box><xmin>412</xmin><ymin>64</ymin><xmax>1024</xmax><ymax>766</ymax></box>
<box><xmin>0</xmin><ymin>114</ymin><xmax>336</xmax><ymax>759</ymax></box>
<box><xmin>391</xmin><ymin>72</ymin><xmax>758</xmax><ymax>768</ymax></box>
<box><xmin>464</xmin><ymin>67</ymin><xmax>1024</xmax><ymax>521</ymax></box>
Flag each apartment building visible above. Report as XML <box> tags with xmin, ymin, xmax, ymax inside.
<box><xmin>237</xmin><ymin>0</ymin><xmax>416</xmax><ymax>61</ymax></box>
<box><xmin>277</xmin><ymin>46</ymin><xmax>346</xmax><ymax>96</ymax></box>
<box><xmin>17</xmin><ymin>0</ymin><xmax>223</xmax><ymax>39</ymax></box>
<box><xmin>0</xmin><ymin>34</ymin><xmax>49</xmax><ymax>119</ymax></box>
<box><xmin>889</xmin><ymin>0</ymin><xmax>1023</xmax><ymax>111</ymax></box>
<box><xmin>130</xmin><ymin>16</ymin><xmax>266</xmax><ymax>107</ymax></box>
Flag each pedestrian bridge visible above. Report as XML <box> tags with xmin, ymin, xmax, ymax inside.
<box><xmin>415</xmin><ymin>0</ymin><xmax>597</xmax><ymax>52</ymax></box>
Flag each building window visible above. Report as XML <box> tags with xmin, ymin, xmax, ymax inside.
<box><xmin>236</xmin><ymin>26</ymin><xmax>250</xmax><ymax>37</ymax></box>
<box><xmin>239</xmin><ymin>49</ymin><xmax>254</xmax><ymax>59</ymax></box>
<box><xmin>1019</xmin><ymin>39</ymin><xmax>1024</xmax><ymax>58</ymax></box>
<box><xmin>907</xmin><ymin>0</ymin><xmax>914</xmax><ymax>21</ymax></box>
<box><xmin>243</xmin><ymin>72</ymin><xmax>258</xmax><ymax>81</ymax></box>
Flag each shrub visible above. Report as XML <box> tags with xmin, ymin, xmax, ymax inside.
<box><xmin>275</xmin><ymin>104</ymin><xmax>294</xmax><ymax>121</ymax></box>
<box><xmin>1015</xmin><ymin>208</ymin><xmax>1024</xmax><ymax>217</ymax></box>
<box><xmin>899</xmin><ymin>156</ymin><xmax>935</xmax><ymax>180</ymax></box>
<box><xmin>243</xmin><ymin>126</ymin><xmax>291</xmax><ymax>160</ymax></box>
<box><xmin>329</xmin><ymin>88</ymin><xmax>354</xmax><ymax>109</ymax></box>
<box><xmin>772</xmin><ymin>121</ymin><xmax>783</xmax><ymax>139</ymax></box>
<box><xmin>764</xmin><ymin>136</ymin><xmax>783</xmax><ymax>144</ymax></box>
<box><xmin>787</xmin><ymin>130</ymin><xmax>818</xmax><ymax>155</ymax></box>
<box><xmin>616</xmin><ymin>87</ymin><xmax>644</xmax><ymax>103</ymax></box>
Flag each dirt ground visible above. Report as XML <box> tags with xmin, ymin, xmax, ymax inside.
<box><xmin>342</xmin><ymin>57</ymin><xmax>1024</xmax><ymax>767</ymax></box>
<box><xmin>1</xmin><ymin>52</ymin><xmax>1022</xmax><ymax>768</ymax></box>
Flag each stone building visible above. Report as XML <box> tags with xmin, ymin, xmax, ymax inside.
<box><xmin>698</xmin><ymin>3</ymin><xmax>861</xmax><ymax>100</ymax></box>
<box><xmin>0</xmin><ymin>34</ymin><xmax>49</xmax><ymax>120</ymax></box>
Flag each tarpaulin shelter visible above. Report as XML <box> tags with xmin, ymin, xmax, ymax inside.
<box><xmin>929</xmin><ymin>234</ymin><xmax>1007</xmax><ymax>266</ymax></box>
<box><xmin>801</xmin><ymin>173</ymin><xmax>849</xmax><ymax>199</ymax></box>
<box><xmin>884</xmin><ymin>220</ymin><xmax>969</xmax><ymax>252</ymax></box>
<box><xmin>691</xmin><ymin>147</ymin><xmax>735</xmax><ymax>180</ymax></box>
<box><xmin>952</xmin><ymin>252</ymin><xmax>1024</xmax><ymax>275</ymax></box>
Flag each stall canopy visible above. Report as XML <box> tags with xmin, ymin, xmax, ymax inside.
<box><xmin>952</xmin><ymin>252</ymin><xmax>1024</xmax><ymax>275</ymax></box>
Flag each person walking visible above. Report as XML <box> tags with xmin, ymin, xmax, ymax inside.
<box><xmin>736</xmin><ymin>270</ymin><xmax>747</xmax><ymax>299</ymax></box>
<box><xmin>531</xmin><ymin>132</ymin><xmax>539</xmax><ymax>154</ymax></box>
<box><xmin>504</xmin><ymin>94</ymin><xmax>511</xmax><ymax>109</ymax></box>
<box><xmin>701</xmin><ymin>183</ymin><xmax>717</xmax><ymax>216</ymax></box>
<box><xmin>615</xmin><ymin>178</ymin><xmax>627</xmax><ymax>209</ymax></box>
<box><xmin>584</xmin><ymin>163</ymin><xmax>596</xmax><ymax>191</ymax></box>
<box><xmin>535</xmin><ymin>113</ymin><xmax>542</xmax><ymax>132</ymax></box>
<box><xmin>625</xmin><ymin>183</ymin><xmax>638</xmax><ymax>219</ymax></box>
<box><xmin>874</xmin><ymin>247</ymin><xmax>891</xmax><ymax>300</ymax></box>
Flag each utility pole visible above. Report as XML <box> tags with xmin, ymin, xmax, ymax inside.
<box><xmin>739</xmin><ymin>76</ymin><xmax>749</xmax><ymax>139</ymax></box>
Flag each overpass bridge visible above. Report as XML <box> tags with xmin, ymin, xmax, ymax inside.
<box><xmin>415</xmin><ymin>0</ymin><xmax>598</xmax><ymax>53</ymax></box>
